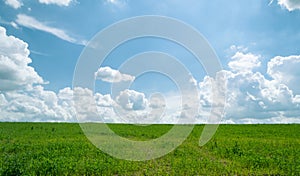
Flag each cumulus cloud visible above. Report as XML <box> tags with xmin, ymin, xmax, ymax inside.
<box><xmin>1</xmin><ymin>86</ymin><xmax>74</xmax><ymax>122</ymax></box>
<box><xmin>115</xmin><ymin>89</ymin><xmax>147</xmax><ymax>111</ymax></box>
<box><xmin>95</xmin><ymin>66</ymin><xmax>135</xmax><ymax>83</ymax></box>
<box><xmin>38</xmin><ymin>0</ymin><xmax>73</xmax><ymax>6</ymax></box>
<box><xmin>0</xmin><ymin>27</ymin><xmax>171</xmax><ymax>123</ymax></box>
<box><xmin>228</xmin><ymin>52</ymin><xmax>261</xmax><ymax>73</ymax></box>
<box><xmin>0</xmin><ymin>26</ymin><xmax>44</xmax><ymax>91</ymax></box>
<box><xmin>4</xmin><ymin>0</ymin><xmax>22</xmax><ymax>9</ymax></box>
<box><xmin>199</xmin><ymin>49</ymin><xmax>300</xmax><ymax>123</ymax></box>
<box><xmin>15</xmin><ymin>14</ymin><xmax>85</xmax><ymax>45</ymax></box>
<box><xmin>267</xmin><ymin>55</ymin><xmax>300</xmax><ymax>94</ymax></box>
<box><xmin>1</xmin><ymin>25</ymin><xmax>299</xmax><ymax>124</ymax></box>
<box><xmin>278</xmin><ymin>0</ymin><xmax>300</xmax><ymax>11</ymax></box>
<box><xmin>0</xmin><ymin>26</ymin><xmax>74</xmax><ymax>122</ymax></box>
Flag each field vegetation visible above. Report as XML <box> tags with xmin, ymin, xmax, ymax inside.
<box><xmin>0</xmin><ymin>123</ymin><xmax>299</xmax><ymax>175</ymax></box>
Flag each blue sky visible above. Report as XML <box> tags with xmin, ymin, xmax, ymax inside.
<box><xmin>0</xmin><ymin>0</ymin><xmax>300</xmax><ymax>123</ymax></box>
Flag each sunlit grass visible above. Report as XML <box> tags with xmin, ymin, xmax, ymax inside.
<box><xmin>0</xmin><ymin>123</ymin><xmax>299</xmax><ymax>175</ymax></box>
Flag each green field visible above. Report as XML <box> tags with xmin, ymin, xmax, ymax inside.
<box><xmin>0</xmin><ymin>123</ymin><xmax>299</xmax><ymax>175</ymax></box>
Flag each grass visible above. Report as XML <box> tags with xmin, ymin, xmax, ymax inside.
<box><xmin>0</xmin><ymin>123</ymin><xmax>299</xmax><ymax>175</ymax></box>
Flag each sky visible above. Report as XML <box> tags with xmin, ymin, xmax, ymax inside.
<box><xmin>0</xmin><ymin>0</ymin><xmax>300</xmax><ymax>123</ymax></box>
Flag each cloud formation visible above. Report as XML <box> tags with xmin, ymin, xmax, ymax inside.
<box><xmin>38</xmin><ymin>0</ymin><xmax>73</xmax><ymax>6</ymax></box>
<box><xmin>15</xmin><ymin>14</ymin><xmax>85</xmax><ymax>45</ymax></box>
<box><xmin>278</xmin><ymin>0</ymin><xmax>300</xmax><ymax>11</ymax></box>
<box><xmin>105</xmin><ymin>0</ymin><xmax>127</xmax><ymax>8</ymax></box>
<box><xmin>4</xmin><ymin>0</ymin><xmax>22</xmax><ymax>9</ymax></box>
<box><xmin>95</xmin><ymin>66</ymin><xmax>135</xmax><ymax>83</ymax></box>
<box><xmin>267</xmin><ymin>55</ymin><xmax>300</xmax><ymax>94</ymax></box>
<box><xmin>116</xmin><ymin>89</ymin><xmax>147</xmax><ymax>111</ymax></box>
<box><xmin>0</xmin><ymin>25</ymin><xmax>299</xmax><ymax>123</ymax></box>
<box><xmin>0</xmin><ymin>26</ymin><xmax>44</xmax><ymax>91</ymax></box>
<box><xmin>0</xmin><ymin>26</ymin><xmax>74</xmax><ymax>121</ymax></box>
<box><xmin>199</xmin><ymin>48</ymin><xmax>300</xmax><ymax>123</ymax></box>
<box><xmin>228</xmin><ymin>52</ymin><xmax>261</xmax><ymax>73</ymax></box>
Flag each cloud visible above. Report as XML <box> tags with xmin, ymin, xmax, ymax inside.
<box><xmin>0</xmin><ymin>26</ymin><xmax>299</xmax><ymax>124</ymax></box>
<box><xmin>267</xmin><ymin>55</ymin><xmax>300</xmax><ymax>94</ymax></box>
<box><xmin>106</xmin><ymin>0</ymin><xmax>127</xmax><ymax>8</ymax></box>
<box><xmin>95</xmin><ymin>66</ymin><xmax>135</xmax><ymax>83</ymax></box>
<box><xmin>228</xmin><ymin>51</ymin><xmax>261</xmax><ymax>73</ymax></box>
<box><xmin>115</xmin><ymin>89</ymin><xmax>147</xmax><ymax>111</ymax></box>
<box><xmin>0</xmin><ymin>26</ymin><xmax>75</xmax><ymax>121</ymax></box>
<box><xmin>199</xmin><ymin>48</ymin><xmax>300</xmax><ymax>123</ymax></box>
<box><xmin>38</xmin><ymin>0</ymin><xmax>73</xmax><ymax>6</ymax></box>
<box><xmin>15</xmin><ymin>14</ymin><xmax>85</xmax><ymax>45</ymax></box>
<box><xmin>0</xmin><ymin>27</ymin><xmax>164</xmax><ymax>123</ymax></box>
<box><xmin>278</xmin><ymin>0</ymin><xmax>300</xmax><ymax>11</ymax></box>
<box><xmin>0</xmin><ymin>26</ymin><xmax>44</xmax><ymax>91</ymax></box>
<box><xmin>2</xmin><ymin>86</ymin><xmax>75</xmax><ymax>122</ymax></box>
<box><xmin>4</xmin><ymin>0</ymin><xmax>23</xmax><ymax>9</ymax></box>
<box><xmin>10</xmin><ymin>22</ymin><xmax>19</xmax><ymax>29</ymax></box>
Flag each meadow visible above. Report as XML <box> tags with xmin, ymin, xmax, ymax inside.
<box><xmin>0</xmin><ymin>123</ymin><xmax>299</xmax><ymax>175</ymax></box>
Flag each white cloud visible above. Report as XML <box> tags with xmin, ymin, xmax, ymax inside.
<box><xmin>116</xmin><ymin>89</ymin><xmax>147</xmax><ymax>111</ymax></box>
<box><xmin>199</xmin><ymin>47</ymin><xmax>300</xmax><ymax>124</ymax></box>
<box><xmin>149</xmin><ymin>93</ymin><xmax>166</xmax><ymax>109</ymax></box>
<box><xmin>10</xmin><ymin>22</ymin><xmax>19</xmax><ymax>29</ymax></box>
<box><xmin>228</xmin><ymin>51</ymin><xmax>261</xmax><ymax>73</ymax></box>
<box><xmin>0</xmin><ymin>26</ymin><xmax>75</xmax><ymax>122</ymax></box>
<box><xmin>106</xmin><ymin>0</ymin><xmax>127</xmax><ymax>8</ymax></box>
<box><xmin>1</xmin><ymin>27</ymin><xmax>299</xmax><ymax>124</ymax></box>
<box><xmin>0</xmin><ymin>26</ymin><xmax>174</xmax><ymax>123</ymax></box>
<box><xmin>38</xmin><ymin>0</ymin><xmax>73</xmax><ymax>6</ymax></box>
<box><xmin>4</xmin><ymin>0</ymin><xmax>23</xmax><ymax>9</ymax></box>
<box><xmin>95</xmin><ymin>66</ymin><xmax>135</xmax><ymax>83</ymax></box>
<box><xmin>1</xmin><ymin>86</ymin><xmax>73</xmax><ymax>122</ymax></box>
<box><xmin>267</xmin><ymin>55</ymin><xmax>300</xmax><ymax>94</ymax></box>
<box><xmin>0</xmin><ymin>26</ymin><xmax>44</xmax><ymax>91</ymax></box>
<box><xmin>15</xmin><ymin>14</ymin><xmax>85</xmax><ymax>45</ymax></box>
<box><xmin>94</xmin><ymin>93</ymin><xmax>114</xmax><ymax>107</ymax></box>
<box><xmin>229</xmin><ymin>45</ymin><xmax>248</xmax><ymax>53</ymax></box>
<box><xmin>278</xmin><ymin>0</ymin><xmax>300</xmax><ymax>11</ymax></box>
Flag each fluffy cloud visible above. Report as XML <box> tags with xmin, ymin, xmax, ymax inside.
<box><xmin>95</xmin><ymin>66</ymin><xmax>135</xmax><ymax>83</ymax></box>
<box><xmin>115</xmin><ymin>89</ymin><xmax>147</xmax><ymax>111</ymax></box>
<box><xmin>15</xmin><ymin>14</ymin><xmax>85</xmax><ymax>45</ymax></box>
<box><xmin>199</xmin><ymin>49</ymin><xmax>300</xmax><ymax>123</ymax></box>
<box><xmin>0</xmin><ymin>26</ymin><xmax>172</xmax><ymax>123</ymax></box>
<box><xmin>0</xmin><ymin>26</ymin><xmax>44</xmax><ymax>91</ymax></box>
<box><xmin>0</xmin><ymin>25</ymin><xmax>160</xmax><ymax>123</ymax></box>
<box><xmin>278</xmin><ymin>0</ymin><xmax>300</xmax><ymax>11</ymax></box>
<box><xmin>1</xmin><ymin>25</ymin><xmax>299</xmax><ymax>124</ymax></box>
<box><xmin>267</xmin><ymin>55</ymin><xmax>300</xmax><ymax>94</ymax></box>
<box><xmin>4</xmin><ymin>0</ymin><xmax>22</xmax><ymax>9</ymax></box>
<box><xmin>38</xmin><ymin>0</ymin><xmax>73</xmax><ymax>6</ymax></box>
<box><xmin>1</xmin><ymin>86</ymin><xmax>74</xmax><ymax>122</ymax></box>
<box><xmin>0</xmin><ymin>26</ymin><xmax>74</xmax><ymax>122</ymax></box>
<box><xmin>228</xmin><ymin>52</ymin><xmax>261</xmax><ymax>73</ymax></box>
<box><xmin>56</xmin><ymin>50</ymin><xmax>300</xmax><ymax>124</ymax></box>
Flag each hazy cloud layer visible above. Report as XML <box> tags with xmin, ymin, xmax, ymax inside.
<box><xmin>4</xmin><ymin>0</ymin><xmax>22</xmax><ymax>9</ymax></box>
<box><xmin>15</xmin><ymin>14</ymin><xmax>85</xmax><ymax>45</ymax></box>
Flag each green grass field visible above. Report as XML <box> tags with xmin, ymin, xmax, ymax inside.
<box><xmin>0</xmin><ymin>123</ymin><xmax>299</xmax><ymax>175</ymax></box>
